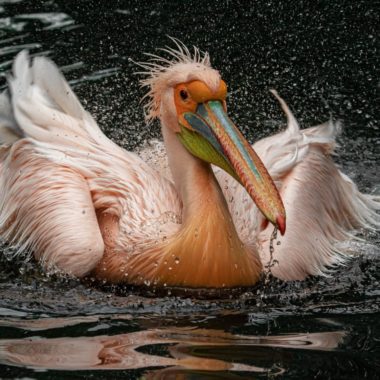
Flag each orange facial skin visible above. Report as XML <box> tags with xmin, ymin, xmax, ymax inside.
<box><xmin>174</xmin><ymin>80</ymin><xmax>227</xmax><ymax>128</ymax></box>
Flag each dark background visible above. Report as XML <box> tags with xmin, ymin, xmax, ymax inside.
<box><xmin>1</xmin><ymin>0</ymin><xmax>379</xmax><ymax>143</ymax></box>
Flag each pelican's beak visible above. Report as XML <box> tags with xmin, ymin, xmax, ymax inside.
<box><xmin>178</xmin><ymin>98</ymin><xmax>286</xmax><ymax>235</ymax></box>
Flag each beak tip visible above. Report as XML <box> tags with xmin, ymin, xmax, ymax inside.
<box><xmin>276</xmin><ymin>215</ymin><xmax>286</xmax><ymax>236</ymax></box>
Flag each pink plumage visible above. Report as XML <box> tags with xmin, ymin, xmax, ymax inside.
<box><xmin>0</xmin><ymin>42</ymin><xmax>378</xmax><ymax>287</ymax></box>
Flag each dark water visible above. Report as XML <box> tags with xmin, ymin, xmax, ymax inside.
<box><xmin>0</xmin><ymin>0</ymin><xmax>379</xmax><ymax>378</ymax></box>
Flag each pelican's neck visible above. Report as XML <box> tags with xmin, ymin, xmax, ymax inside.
<box><xmin>162</xmin><ymin>125</ymin><xmax>218</xmax><ymax>221</ymax></box>
<box><xmin>149</xmin><ymin>125</ymin><xmax>262</xmax><ymax>288</ymax></box>
<box><xmin>94</xmin><ymin>124</ymin><xmax>262</xmax><ymax>288</ymax></box>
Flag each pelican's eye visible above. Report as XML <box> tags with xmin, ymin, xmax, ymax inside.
<box><xmin>179</xmin><ymin>89</ymin><xmax>189</xmax><ymax>101</ymax></box>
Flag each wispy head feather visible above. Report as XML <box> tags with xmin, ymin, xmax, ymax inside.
<box><xmin>135</xmin><ymin>37</ymin><xmax>220</xmax><ymax>123</ymax></box>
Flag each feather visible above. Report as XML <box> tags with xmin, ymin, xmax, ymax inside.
<box><xmin>216</xmin><ymin>92</ymin><xmax>379</xmax><ymax>280</ymax></box>
<box><xmin>0</xmin><ymin>90</ymin><xmax>23</xmax><ymax>144</ymax></box>
<box><xmin>135</xmin><ymin>37</ymin><xmax>217</xmax><ymax>123</ymax></box>
<box><xmin>0</xmin><ymin>51</ymin><xmax>181</xmax><ymax>278</ymax></box>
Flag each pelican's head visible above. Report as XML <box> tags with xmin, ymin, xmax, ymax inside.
<box><xmin>139</xmin><ymin>40</ymin><xmax>286</xmax><ymax>234</ymax></box>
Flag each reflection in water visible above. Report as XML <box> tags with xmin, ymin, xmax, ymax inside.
<box><xmin>0</xmin><ymin>325</ymin><xmax>345</xmax><ymax>376</ymax></box>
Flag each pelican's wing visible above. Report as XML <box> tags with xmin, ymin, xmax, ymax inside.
<box><xmin>256</xmin><ymin>91</ymin><xmax>379</xmax><ymax>280</ymax></box>
<box><xmin>0</xmin><ymin>51</ymin><xmax>109</xmax><ymax>276</ymax></box>
<box><xmin>0</xmin><ymin>51</ymin><xmax>181</xmax><ymax>278</ymax></box>
<box><xmin>0</xmin><ymin>146</ymin><xmax>104</xmax><ymax>277</ymax></box>
<box><xmin>2</xmin><ymin>50</ymin><xmax>113</xmax><ymax>148</ymax></box>
<box><xmin>0</xmin><ymin>89</ymin><xmax>22</xmax><ymax>144</ymax></box>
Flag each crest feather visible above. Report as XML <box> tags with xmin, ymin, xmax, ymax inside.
<box><xmin>136</xmin><ymin>38</ymin><xmax>215</xmax><ymax>123</ymax></box>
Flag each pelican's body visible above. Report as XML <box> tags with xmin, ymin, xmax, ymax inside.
<box><xmin>0</xmin><ymin>46</ymin><xmax>378</xmax><ymax>288</ymax></box>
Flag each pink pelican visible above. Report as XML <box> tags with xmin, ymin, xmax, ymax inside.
<box><xmin>0</xmin><ymin>42</ymin><xmax>378</xmax><ymax>288</ymax></box>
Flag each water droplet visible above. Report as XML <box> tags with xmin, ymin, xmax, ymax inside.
<box><xmin>174</xmin><ymin>257</ymin><xmax>180</xmax><ymax>264</ymax></box>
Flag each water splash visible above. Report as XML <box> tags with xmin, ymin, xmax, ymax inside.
<box><xmin>264</xmin><ymin>227</ymin><xmax>279</xmax><ymax>281</ymax></box>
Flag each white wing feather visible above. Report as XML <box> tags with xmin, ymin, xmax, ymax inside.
<box><xmin>0</xmin><ymin>51</ymin><xmax>181</xmax><ymax>276</ymax></box>
<box><xmin>216</xmin><ymin>91</ymin><xmax>379</xmax><ymax>280</ymax></box>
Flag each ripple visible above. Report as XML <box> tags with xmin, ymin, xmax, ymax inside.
<box><xmin>0</xmin><ymin>17</ymin><xmax>26</xmax><ymax>32</ymax></box>
<box><xmin>0</xmin><ymin>42</ymin><xmax>41</xmax><ymax>57</ymax></box>
<box><xmin>0</xmin><ymin>325</ymin><xmax>344</xmax><ymax>375</ymax></box>
<box><xmin>15</xmin><ymin>12</ymin><xmax>75</xmax><ymax>30</ymax></box>
<box><xmin>0</xmin><ymin>1</ymin><xmax>24</xmax><ymax>4</ymax></box>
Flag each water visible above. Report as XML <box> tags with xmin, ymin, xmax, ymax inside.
<box><xmin>0</xmin><ymin>0</ymin><xmax>379</xmax><ymax>378</ymax></box>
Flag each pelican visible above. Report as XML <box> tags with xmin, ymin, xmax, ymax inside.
<box><xmin>0</xmin><ymin>43</ymin><xmax>378</xmax><ymax>289</ymax></box>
